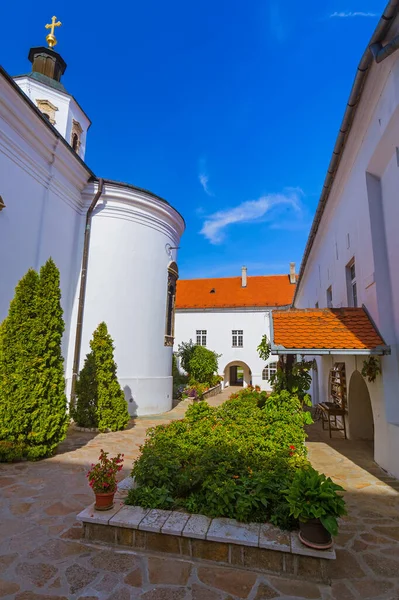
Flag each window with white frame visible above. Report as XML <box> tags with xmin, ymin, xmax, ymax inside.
<box><xmin>326</xmin><ymin>286</ymin><xmax>333</xmax><ymax>308</ymax></box>
<box><xmin>346</xmin><ymin>259</ymin><xmax>358</xmax><ymax>307</ymax></box>
<box><xmin>196</xmin><ymin>330</ymin><xmax>207</xmax><ymax>346</ymax></box>
<box><xmin>232</xmin><ymin>330</ymin><xmax>243</xmax><ymax>347</ymax></box>
<box><xmin>262</xmin><ymin>362</ymin><xmax>278</xmax><ymax>381</ymax></box>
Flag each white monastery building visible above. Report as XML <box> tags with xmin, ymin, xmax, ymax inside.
<box><xmin>269</xmin><ymin>2</ymin><xmax>399</xmax><ymax>478</ymax></box>
<box><xmin>174</xmin><ymin>265</ymin><xmax>297</xmax><ymax>391</ymax></box>
<box><xmin>0</xmin><ymin>20</ymin><xmax>185</xmax><ymax>416</ymax></box>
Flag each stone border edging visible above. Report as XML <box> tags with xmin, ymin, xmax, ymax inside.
<box><xmin>77</xmin><ymin>503</ymin><xmax>335</xmax><ymax>561</ymax></box>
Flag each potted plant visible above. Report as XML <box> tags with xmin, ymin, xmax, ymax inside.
<box><xmin>87</xmin><ymin>449</ymin><xmax>124</xmax><ymax>510</ymax></box>
<box><xmin>285</xmin><ymin>465</ymin><xmax>346</xmax><ymax>549</ymax></box>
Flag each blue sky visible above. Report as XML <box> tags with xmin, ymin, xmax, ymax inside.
<box><xmin>1</xmin><ymin>1</ymin><xmax>386</xmax><ymax>279</ymax></box>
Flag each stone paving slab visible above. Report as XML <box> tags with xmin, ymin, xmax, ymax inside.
<box><xmin>138</xmin><ymin>509</ymin><xmax>171</xmax><ymax>533</ymax></box>
<box><xmin>0</xmin><ymin>391</ymin><xmax>399</xmax><ymax>599</ymax></box>
<box><xmin>77</xmin><ymin>503</ymin><xmax>123</xmax><ymax>524</ymax></box>
<box><xmin>182</xmin><ymin>514</ymin><xmax>212</xmax><ymax>540</ymax></box>
<box><xmin>207</xmin><ymin>518</ymin><xmax>260</xmax><ymax>547</ymax></box>
<box><xmin>109</xmin><ymin>506</ymin><xmax>150</xmax><ymax>529</ymax></box>
<box><xmin>161</xmin><ymin>511</ymin><xmax>191</xmax><ymax>536</ymax></box>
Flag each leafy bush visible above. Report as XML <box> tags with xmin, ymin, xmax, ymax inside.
<box><xmin>127</xmin><ymin>389</ymin><xmax>313</xmax><ymax>527</ymax></box>
<box><xmin>73</xmin><ymin>323</ymin><xmax>130</xmax><ymax>432</ymax></box>
<box><xmin>188</xmin><ymin>345</ymin><xmax>220</xmax><ymax>384</ymax></box>
<box><xmin>176</xmin><ymin>340</ymin><xmax>195</xmax><ymax>374</ymax></box>
<box><xmin>285</xmin><ymin>465</ymin><xmax>347</xmax><ymax>536</ymax></box>
<box><xmin>0</xmin><ymin>259</ymin><xmax>68</xmax><ymax>460</ymax></box>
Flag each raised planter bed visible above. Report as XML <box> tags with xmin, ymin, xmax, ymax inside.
<box><xmin>77</xmin><ymin>501</ymin><xmax>335</xmax><ymax>584</ymax></box>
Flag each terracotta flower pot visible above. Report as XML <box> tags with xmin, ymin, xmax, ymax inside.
<box><xmin>94</xmin><ymin>490</ymin><xmax>116</xmax><ymax>511</ymax></box>
<box><xmin>299</xmin><ymin>519</ymin><xmax>333</xmax><ymax>550</ymax></box>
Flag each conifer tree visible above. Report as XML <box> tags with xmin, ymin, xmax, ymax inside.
<box><xmin>76</xmin><ymin>322</ymin><xmax>129</xmax><ymax>432</ymax></box>
<box><xmin>27</xmin><ymin>258</ymin><xmax>68</xmax><ymax>458</ymax></box>
<box><xmin>0</xmin><ymin>269</ymin><xmax>39</xmax><ymax>443</ymax></box>
<box><xmin>73</xmin><ymin>352</ymin><xmax>98</xmax><ymax>428</ymax></box>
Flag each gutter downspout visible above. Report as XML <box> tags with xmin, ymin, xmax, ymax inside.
<box><xmin>293</xmin><ymin>0</ymin><xmax>399</xmax><ymax>306</ymax></box>
<box><xmin>370</xmin><ymin>34</ymin><xmax>399</xmax><ymax>62</ymax></box>
<box><xmin>70</xmin><ymin>178</ymin><xmax>104</xmax><ymax>409</ymax></box>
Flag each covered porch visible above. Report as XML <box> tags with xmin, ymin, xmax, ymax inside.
<box><xmin>269</xmin><ymin>307</ymin><xmax>390</xmax><ymax>445</ymax></box>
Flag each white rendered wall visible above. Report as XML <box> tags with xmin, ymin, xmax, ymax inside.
<box><xmin>174</xmin><ymin>309</ymin><xmax>278</xmax><ymax>391</ymax></box>
<box><xmin>65</xmin><ymin>182</ymin><xmax>185</xmax><ymax>417</ymax></box>
<box><xmin>295</xmin><ymin>42</ymin><xmax>399</xmax><ymax>478</ymax></box>
<box><xmin>0</xmin><ymin>71</ymin><xmax>89</xmax><ymax>362</ymax></box>
<box><xmin>14</xmin><ymin>77</ymin><xmax>90</xmax><ymax>160</ymax></box>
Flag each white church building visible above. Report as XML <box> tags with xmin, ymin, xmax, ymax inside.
<box><xmin>174</xmin><ymin>265</ymin><xmax>297</xmax><ymax>391</ymax></box>
<box><xmin>269</xmin><ymin>3</ymin><xmax>399</xmax><ymax>479</ymax></box>
<box><xmin>0</xmin><ymin>21</ymin><xmax>185</xmax><ymax>416</ymax></box>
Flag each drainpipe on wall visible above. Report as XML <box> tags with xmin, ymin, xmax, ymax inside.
<box><xmin>70</xmin><ymin>178</ymin><xmax>104</xmax><ymax>409</ymax></box>
<box><xmin>370</xmin><ymin>34</ymin><xmax>399</xmax><ymax>63</ymax></box>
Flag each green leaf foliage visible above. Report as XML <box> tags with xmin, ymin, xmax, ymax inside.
<box><xmin>187</xmin><ymin>345</ymin><xmax>220</xmax><ymax>384</ymax></box>
<box><xmin>0</xmin><ymin>269</ymin><xmax>39</xmax><ymax>444</ymax></box>
<box><xmin>127</xmin><ymin>388</ymin><xmax>313</xmax><ymax>528</ymax></box>
<box><xmin>284</xmin><ymin>465</ymin><xmax>347</xmax><ymax>536</ymax></box>
<box><xmin>27</xmin><ymin>258</ymin><xmax>69</xmax><ymax>459</ymax></box>
<box><xmin>0</xmin><ymin>259</ymin><xmax>68</xmax><ymax>460</ymax></box>
<box><xmin>73</xmin><ymin>352</ymin><xmax>98</xmax><ymax>427</ymax></box>
<box><xmin>257</xmin><ymin>335</ymin><xmax>271</xmax><ymax>361</ymax></box>
<box><xmin>73</xmin><ymin>323</ymin><xmax>130</xmax><ymax>432</ymax></box>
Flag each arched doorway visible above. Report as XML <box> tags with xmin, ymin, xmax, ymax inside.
<box><xmin>348</xmin><ymin>370</ymin><xmax>374</xmax><ymax>441</ymax></box>
<box><xmin>223</xmin><ymin>361</ymin><xmax>251</xmax><ymax>388</ymax></box>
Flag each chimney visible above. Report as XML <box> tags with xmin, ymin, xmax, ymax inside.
<box><xmin>289</xmin><ymin>262</ymin><xmax>296</xmax><ymax>284</ymax></box>
<box><xmin>241</xmin><ymin>266</ymin><xmax>247</xmax><ymax>288</ymax></box>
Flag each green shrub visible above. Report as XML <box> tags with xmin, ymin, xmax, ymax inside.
<box><xmin>73</xmin><ymin>323</ymin><xmax>130</xmax><ymax>432</ymax></box>
<box><xmin>26</xmin><ymin>258</ymin><xmax>69</xmax><ymax>459</ymax></box>
<box><xmin>176</xmin><ymin>340</ymin><xmax>195</xmax><ymax>374</ymax></box>
<box><xmin>127</xmin><ymin>389</ymin><xmax>312</xmax><ymax>527</ymax></box>
<box><xmin>188</xmin><ymin>345</ymin><xmax>220</xmax><ymax>384</ymax></box>
<box><xmin>0</xmin><ymin>259</ymin><xmax>68</xmax><ymax>460</ymax></box>
<box><xmin>0</xmin><ymin>268</ymin><xmax>39</xmax><ymax>447</ymax></box>
<box><xmin>73</xmin><ymin>352</ymin><xmax>98</xmax><ymax>427</ymax></box>
<box><xmin>0</xmin><ymin>441</ymin><xmax>26</xmax><ymax>463</ymax></box>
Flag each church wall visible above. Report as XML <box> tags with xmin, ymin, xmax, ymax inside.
<box><xmin>295</xmin><ymin>44</ymin><xmax>399</xmax><ymax>478</ymax></box>
<box><xmin>65</xmin><ymin>181</ymin><xmax>185</xmax><ymax>417</ymax></box>
<box><xmin>174</xmin><ymin>309</ymin><xmax>277</xmax><ymax>391</ymax></box>
<box><xmin>0</xmin><ymin>70</ymin><xmax>91</xmax><ymax>370</ymax></box>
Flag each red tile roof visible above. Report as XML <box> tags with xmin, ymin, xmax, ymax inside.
<box><xmin>175</xmin><ymin>275</ymin><xmax>296</xmax><ymax>309</ymax></box>
<box><xmin>272</xmin><ymin>308</ymin><xmax>386</xmax><ymax>351</ymax></box>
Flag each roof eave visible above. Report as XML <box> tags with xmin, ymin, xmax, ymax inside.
<box><xmin>293</xmin><ymin>1</ymin><xmax>399</xmax><ymax>304</ymax></box>
<box><xmin>270</xmin><ymin>344</ymin><xmax>391</xmax><ymax>356</ymax></box>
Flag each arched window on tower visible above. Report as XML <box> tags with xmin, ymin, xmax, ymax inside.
<box><xmin>72</xmin><ymin>133</ymin><xmax>79</xmax><ymax>152</ymax></box>
<box><xmin>164</xmin><ymin>262</ymin><xmax>178</xmax><ymax>346</ymax></box>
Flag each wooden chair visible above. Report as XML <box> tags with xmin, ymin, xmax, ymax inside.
<box><xmin>316</xmin><ymin>363</ymin><xmax>347</xmax><ymax>439</ymax></box>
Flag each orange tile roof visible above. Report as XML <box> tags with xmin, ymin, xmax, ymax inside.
<box><xmin>175</xmin><ymin>275</ymin><xmax>295</xmax><ymax>309</ymax></box>
<box><xmin>272</xmin><ymin>308</ymin><xmax>386</xmax><ymax>351</ymax></box>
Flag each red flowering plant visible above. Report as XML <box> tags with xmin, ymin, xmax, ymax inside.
<box><xmin>87</xmin><ymin>449</ymin><xmax>124</xmax><ymax>494</ymax></box>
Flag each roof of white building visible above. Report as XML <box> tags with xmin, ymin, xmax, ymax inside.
<box><xmin>176</xmin><ymin>275</ymin><xmax>296</xmax><ymax>309</ymax></box>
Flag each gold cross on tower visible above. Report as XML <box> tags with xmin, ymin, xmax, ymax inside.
<box><xmin>45</xmin><ymin>16</ymin><xmax>62</xmax><ymax>49</ymax></box>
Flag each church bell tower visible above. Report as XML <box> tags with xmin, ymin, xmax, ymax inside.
<box><xmin>14</xmin><ymin>16</ymin><xmax>91</xmax><ymax>160</ymax></box>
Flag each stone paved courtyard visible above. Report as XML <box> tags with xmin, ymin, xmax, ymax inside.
<box><xmin>1</xmin><ymin>388</ymin><xmax>399</xmax><ymax>600</ymax></box>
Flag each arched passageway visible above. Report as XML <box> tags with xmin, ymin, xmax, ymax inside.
<box><xmin>223</xmin><ymin>361</ymin><xmax>251</xmax><ymax>388</ymax></box>
<box><xmin>348</xmin><ymin>370</ymin><xmax>374</xmax><ymax>441</ymax></box>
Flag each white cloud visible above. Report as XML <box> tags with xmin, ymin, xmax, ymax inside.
<box><xmin>329</xmin><ymin>11</ymin><xmax>378</xmax><ymax>18</ymax></box>
<box><xmin>200</xmin><ymin>188</ymin><xmax>303</xmax><ymax>244</ymax></box>
<box><xmin>199</xmin><ymin>173</ymin><xmax>213</xmax><ymax>196</ymax></box>
<box><xmin>198</xmin><ymin>157</ymin><xmax>214</xmax><ymax>196</ymax></box>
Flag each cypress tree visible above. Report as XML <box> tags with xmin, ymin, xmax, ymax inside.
<box><xmin>27</xmin><ymin>258</ymin><xmax>68</xmax><ymax>458</ymax></box>
<box><xmin>0</xmin><ymin>269</ymin><xmax>39</xmax><ymax>444</ymax></box>
<box><xmin>90</xmin><ymin>322</ymin><xmax>129</xmax><ymax>432</ymax></box>
<box><xmin>73</xmin><ymin>351</ymin><xmax>98</xmax><ymax>428</ymax></box>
